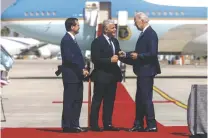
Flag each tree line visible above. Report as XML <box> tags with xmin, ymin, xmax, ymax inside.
<box><xmin>1</xmin><ymin>26</ymin><xmax>19</xmax><ymax>37</ymax></box>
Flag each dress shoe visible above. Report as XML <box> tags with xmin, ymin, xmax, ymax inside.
<box><xmin>75</xmin><ymin>127</ymin><xmax>88</xmax><ymax>132</ymax></box>
<box><xmin>144</xmin><ymin>127</ymin><xmax>157</xmax><ymax>132</ymax></box>
<box><xmin>63</xmin><ymin>127</ymin><xmax>80</xmax><ymax>133</ymax></box>
<box><xmin>63</xmin><ymin>127</ymin><xmax>88</xmax><ymax>133</ymax></box>
<box><xmin>63</xmin><ymin>128</ymin><xmax>73</xmax><ymax>133</ymax></box>
<box><xmin>90</xmin><ymin>126</ymin><xmax>103</xmax><ymax>132</ymax></box>
<box><xmin>128</xmin><ymin>126</ymin><xmax>144</xmax><ymax>132</ymax></box>
<box><xmin>103</xmin><ymin>125</ymin><xmax>120</xmax><ymax>131</ymax></box>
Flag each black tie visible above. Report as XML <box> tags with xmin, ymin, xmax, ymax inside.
<box><xmin>109</xmin><ymin>38</ymin><xmax>115</xmax><ymax>54</ymax></box>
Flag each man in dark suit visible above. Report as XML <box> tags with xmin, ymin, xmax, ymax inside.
<box><xmin>119</xmin><ymin>12</ymin><xmax>161</xmax><ymax>132</ymax></box>
<box><xmin>60</xmin><ymin>18</ymin><xmax>89</xmax><ymax>133</ymax></box>
<box><xmin>89</xmin><ymin>19</ymin><xmax>122</xmax><ymax>132</ymax></box>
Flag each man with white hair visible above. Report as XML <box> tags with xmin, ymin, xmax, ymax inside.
<box><xmin>119</xmin><ymin>12</ymin><xmax>161</xmax><ymax>132</ymax></box>
<box><xmin>89</xmin><ymin>19</ymin><xmax>123</xmax><ymax>132</ymax></box>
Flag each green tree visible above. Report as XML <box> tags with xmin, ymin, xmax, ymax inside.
<box><xmin>1</xmin><ymin>26</ymin><xmax>10</xmax><ymax>36</ymax></box>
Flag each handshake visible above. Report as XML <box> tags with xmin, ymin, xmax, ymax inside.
<box><xmin>118</xmin><ymin>51</ymin><xmax>138</xmax><ymax>59</ymax></box>
<box><xmin>111</xmin><ymin>51</ymin><xmax>125</xmax><ymax>63</ymax></box>
<box><xmin>111</xmin><ymin>51</ymin><xmax>138</xmax><ymax>63</ymax></box>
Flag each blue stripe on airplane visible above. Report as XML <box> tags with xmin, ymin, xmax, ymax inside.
<box><xmin>2</xmin><ymin>0</ymin><xmax>207</xmax><ymax>20</ymax></box>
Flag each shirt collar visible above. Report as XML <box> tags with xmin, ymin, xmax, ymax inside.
<box><xmin>103</xmin><ymin>34</ymin><xmax>110</xmax><ymax>41</ymax></box>
<box><xmin>67</xmin><ymin>32</ymin><xmax>75</xmax><ymax>40</ymax></box>
<box><xmin>142</xmin><ymin>24</ymin><xmax>150</xmax><ymax>33</ymax></box>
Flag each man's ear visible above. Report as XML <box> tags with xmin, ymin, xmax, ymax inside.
<box><xmin>71</xmin><ymin>26</ymin><xmax>74</xmax><ymax>30</ymax></box>
<box><xmin>104</xmin><ymin>27</ymin><xmax>108</xmax><ymax>33</ymax></box>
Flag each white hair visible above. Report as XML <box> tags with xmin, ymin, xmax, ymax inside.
<box><xmin>135</xmin><ymin>12</ymin><xmax>149</xmax><ymax>23</ymax></box>
<box><xmin>102</xmin><ymin>19</ymin><xmax>115</xmax><ymax>33</ymax></box>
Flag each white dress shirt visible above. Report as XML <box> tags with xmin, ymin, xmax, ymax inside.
<box><xmin>142</xmin><ymin>24</ymin><xmax>150</xmax><ymax>33</ymax></box>
<box><xmin>67</xmin><ymin>32</ymin><xmax>75</xmax><ymax>40</ymax></box>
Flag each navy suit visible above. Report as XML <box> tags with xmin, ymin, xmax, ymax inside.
<box><xmin>123</xmin><ymin>26</ymin><xmax>161</xmax><ymax>128</ymax></box>
<box><xmin>60</xmin><ymin>33</ymin><xmax>85</xmax><ymax>128</ymax></box>
<box><xmin>90</xmin><ymin>35</ymin><xmax>122</xmax><ymax>127</ymax></box>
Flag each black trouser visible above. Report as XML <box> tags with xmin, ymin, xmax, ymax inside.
<box><xmin>61</xmin><ymin>82</ymin><xmax>83</xmax><ymax>128</ymax></box>
<box><xmin>134</xmin><ymin>76</ymin><xmax>156</xmax><ymax>128</ymax></box>
<box><xmin>90</xmin><ymin>82</ymin><xmax>117</xmax><ymax>127</ymax></box>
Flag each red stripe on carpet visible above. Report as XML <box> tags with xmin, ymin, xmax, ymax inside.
<box><xmin>1</xmin><ymin>82</ymin><xmax>190</xmax><ymax>138</ymax></box>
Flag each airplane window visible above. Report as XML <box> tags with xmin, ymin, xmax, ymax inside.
<box><xmin>181</xmin><ymin>12</ymin><xmax>184</xmax><ymax>16</ymax></box>
<box><xmin>24</xmin><ymin>12</ymin><xmax>28</xmax><ymax>16</ymax></box>
<box><xmin>30</xmin><ymin>12</ymin><xmax>34</xmax><ymax>16</ymax></box>
<box><xmin>157</xmin><ymin>12</ymin><xmax>161</xmax><ymax>16</ymax></box>
<box><xmin>47</xmin><ymin>12</ymin><xmax>51</xmax><ymax>16</ymax></box>
<box><xmin>169</xmin><ymin>12</ymin><xmax>173</xmax><ymax>16</ymax></box>
<box><xmin>163</xmin><ymin>12</ymin><xmax>167</xmax><ymax>16</ymax></box>
<box><xmin>41</xmin><ymin>11</ymin><xmax>45</xmax><ymax>16</ymax></box>
<box><xmin>152</xmin><ymin>12</ymin><xmax>156</xmax><ymax>16</ymax></box>
<box><xmin>36</xmin><ymin>12</ymin><xmax>39</xmax><ymax>16</ymax></box>
<box><xmin>175</xmin><ymin>12</ymin><xmax>179</xmax><ymax>16</ymax></box>
<box><xmin>52</xmin><ymin>11</ymin><xmax>56</xmax><ymax>16</ymax></box>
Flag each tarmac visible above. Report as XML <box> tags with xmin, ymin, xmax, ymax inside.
<box><xmin>0</xmin><ymin>59</ymin><xmax>207</xmax><ymax>128</ymax></box>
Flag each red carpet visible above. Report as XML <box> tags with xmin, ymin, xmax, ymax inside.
<box><xmin>1</xmin><ymin>83</ymin><xmax>190</xmax><ymax>138</ymax></box>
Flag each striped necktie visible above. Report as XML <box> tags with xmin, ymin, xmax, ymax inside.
<box><xmin>109</xmin><ymin>38</ymin><xmax>115</xmax><ymax>54</ymax></box>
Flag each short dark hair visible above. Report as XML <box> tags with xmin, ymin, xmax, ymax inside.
<box><xmin>65</xmin><ymin>18</ymin><xmax>78</xmax><ymax>32</ymax></box>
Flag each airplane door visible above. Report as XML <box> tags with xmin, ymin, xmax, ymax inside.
<box><xmin>98</xmin><ymin>2</ymin><xmax>111</xmax><ymax>24</ymax></box>
<box><xmin>84</xmin><ymin>1</ymin><xmax>111</xmax><ymax>26</ymax></box>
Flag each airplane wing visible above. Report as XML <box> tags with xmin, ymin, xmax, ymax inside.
<box><xmin>19</xmin><ymin>42</ymin><xmax>48</xmax><ymax>55</ymax></box>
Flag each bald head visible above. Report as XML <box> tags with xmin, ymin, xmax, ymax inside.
<box><xmin>134</xmin><ymin>12</ymin><xmax>149</xmax><ymax>31</ymax></box>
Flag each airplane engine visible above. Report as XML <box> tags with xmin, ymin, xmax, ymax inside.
<box><xmin>37</xmin><ymin>47</ymin><xmax>51</xmax><ymax>59</ymax></box>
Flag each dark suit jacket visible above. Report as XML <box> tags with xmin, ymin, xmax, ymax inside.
<box><xmin>123</xmin><ymin>26</ymin><xmax>161</xmax><ymax>76</ymax></box>
<box><xmin>60</xmin><ymin>33</ymin><xmax>85</xmax><ymax>83</ymax></box>
<box><xmin>90</xmin><ymin>35</ymin><xmax>122</xmax><ymax>83</ymax></box>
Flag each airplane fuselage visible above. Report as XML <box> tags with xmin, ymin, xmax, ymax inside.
<box><xmin>1</xmin><ymin>0</ymin><xmax>208</xmax><ymax>52</ymax></box>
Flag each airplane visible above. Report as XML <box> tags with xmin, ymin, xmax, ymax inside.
<box><xmin>0</xmin><ymin>45</ymin><xmax>14</xmax><ymax>87</ymax></box>
<box><xmin>1</xmin><ymin>0</ymin><xmax>207</xmax><ymax>56</ymax></box>
<box><xmin>0</xmin><ymin>37</ymin><xmax>60</xmax><ymax>59</ymax></box>
<box><xmin>183</xmin><ymin>32</ymin><xmax>207</xmax><ymax>57</ymax></box>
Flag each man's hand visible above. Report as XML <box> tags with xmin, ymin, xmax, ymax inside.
<box><xmin>118</xmin><ymin>51</ymin><xmax>126</xmax><ymax>58</ymax></box>
<box><xmin>111</xmin><ymin>55</ymin><xmax>118</xmax><ymax>63</ymax></box>
<box><xmin>83</xmin><ymin>69</ymin><xmax>89</xmax><ymax>77</ymax></box>
<box><xmin>130</xmin><ymin>52</ymin><xmax>138</xmax><ymax>60</ymax></box>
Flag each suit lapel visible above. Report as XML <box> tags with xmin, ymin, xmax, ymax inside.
<box><xmin>66</xmin><ymin>33</ymin><xmax>81</xmax><ymax>49</ymax></box>
<box><xmin>111</xmin><ymin>38</ymin><xmax>118</xmax><ymax>53</ymax></box>
<box><xmin>101</xmin><ymin>35</ymin><xmax>110</xmax><ymax>46</ymax></box>
<box><xmin>135</xmin><ymin>26</ymin><xmax>151</xmax><ymax>51</ymax></box>
<box><xmin>138</xmin><ymin>26</ymin><xmax>151</xmax><ymax>40</ymax></box>
<box><xmin>100</xmin><ymin>35</ymin><xmax>114</xmax><ymax>54</ymax></box>
<box><xmin>65</xmin><ymin>33</ymin><xmax>83</xmax><ymax>54</ymax></box>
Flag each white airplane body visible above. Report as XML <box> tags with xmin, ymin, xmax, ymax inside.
<box><xmin>1</xmin><ymin>0</ymin><xmax>207</xmax><ymax>56</ymax></box>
